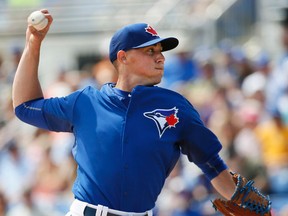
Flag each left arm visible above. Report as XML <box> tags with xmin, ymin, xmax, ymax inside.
<box><xmin>211</xmin><ymin>169</ymin><xmax>236</xmax><ymax>200</ymax></box>
<box><xmin>180</xmin><ymin>99</ymin><xmax>236</xmax><ymax>199</ymax></box>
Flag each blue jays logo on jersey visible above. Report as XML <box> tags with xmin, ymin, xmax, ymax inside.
<box><xmin>144</xmin><ymin>107</ymin><xmax>179</xmax><ymax>138</ymax></box>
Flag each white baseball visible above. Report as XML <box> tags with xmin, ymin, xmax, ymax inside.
<box><xmin>27</xmin><ymin>11</ymin><xmax>48</xmax><ymax>31</ymax></box>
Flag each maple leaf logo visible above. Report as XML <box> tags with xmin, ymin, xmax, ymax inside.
<box><xmin>166</xmin><ymin>114</ymin><xmax>179</xmax><ymax>127</ymax></box>
<box><xmin>145</xmin><ymin>25</ymin><xmax>158</xmax><ymax>36</ymax></box>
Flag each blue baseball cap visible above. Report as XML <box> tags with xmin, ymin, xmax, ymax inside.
<box><xmin>109</xmin><ymin>23</ymin><xmax>179</xmax><ymax>62</ymax></box>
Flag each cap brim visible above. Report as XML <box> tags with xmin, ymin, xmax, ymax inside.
<box><xmin>133</xmin><ymin>37</ymin><xmax>179</xmax><ymax>52</ymax></box>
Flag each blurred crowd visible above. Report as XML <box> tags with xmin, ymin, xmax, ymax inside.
<box><xmin>1</xmin><ymin>23</ymin><xmax>288</xmax><ymax>216</ymax></box>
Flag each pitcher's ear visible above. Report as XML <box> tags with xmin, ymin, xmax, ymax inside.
<box><xmin>117</xmin><ymin>50</ymin><xmax>127</xmax><ymax>64</ymax></box>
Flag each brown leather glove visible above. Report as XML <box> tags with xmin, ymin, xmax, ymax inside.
<box><xmin>212</xmin><ymin>172</ymin><xmax>272</xmax><ymax>216</ymax></box>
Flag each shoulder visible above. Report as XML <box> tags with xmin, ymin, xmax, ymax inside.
<box><xmin>80</xmin><ymin>85</ymin><xmax>99</xmax><ymax>94</ymax></box>
<box><xmin>154</xmin><ymin>86</ymin><xmax>194</xmax><ymax>107</ymax></box>
<box><xmin>136</xmin><ymin>85</ymin><xmax>185</xmax><ymax>99</ymax></box>
<box><xmin>73</xmin><ymin>85</ymin><xmax>101</xmax><ymax>99</ymax></box>
<box><xmin>134</xmin><ymin>85</ymin><xmax>195</xmax><ymax>113</ymax></box>
<box><xmin>55</xmin><ymin>86</ymin><xmax>101</xmax><ymax>108</ymax></box>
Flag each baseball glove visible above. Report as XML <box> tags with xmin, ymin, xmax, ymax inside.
<box><xmin>212</xmin><ymin>172</ymin><xmax>272</xmax><ymax>216</ymax></box>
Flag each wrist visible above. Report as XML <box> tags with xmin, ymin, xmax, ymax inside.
<box><xmin>25</xmin><ymin>40</ymin><xmax>41</xmax><ymax>56</ymax></box>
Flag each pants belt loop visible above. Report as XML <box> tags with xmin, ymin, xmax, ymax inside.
<box><xmin>102</xmin><ymin>206</ymin><xmax>108</xmax><ymax>216</ymax></box>
<box><xmin>146</xmin><ymin>210</ymin><xmax>153</xmax><ymax>216</ymax></box>
<box><xmin>70</xmin><ymin>199</ymin><xmax>88</xmax><ymax>216</ymax></box>
<box><xmin>96</xmin><ymin>205</ymin><xmax>103</xmax><ymax>216</ymax></box>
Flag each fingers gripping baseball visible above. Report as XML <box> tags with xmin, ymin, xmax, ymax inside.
<box><xmin>26</xmin><ymin>9</ymin><xmax>53</xmax><ymax>45</ymax></box>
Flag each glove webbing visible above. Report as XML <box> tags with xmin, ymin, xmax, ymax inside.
<box><xmin>231</xmin><ymin>174</ymin><xmax>271</xmax><ymax>215</ymax></box>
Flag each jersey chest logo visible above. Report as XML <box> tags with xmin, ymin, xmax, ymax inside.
<box><xmin>144</xmin><ymin>107</ymin><xmax>179</xmax><ymax>138</ymax></box>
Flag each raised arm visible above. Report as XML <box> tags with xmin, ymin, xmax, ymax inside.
<box><xmin>12</xmin><ymin>9</ymin><xmax>53</xmax><ymax>108</ymax></box>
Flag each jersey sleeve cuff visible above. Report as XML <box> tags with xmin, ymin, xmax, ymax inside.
<box><xmin>196</xmin><ymin>154</ymin><xmax>228</xmax><ymax>181</ymax></box>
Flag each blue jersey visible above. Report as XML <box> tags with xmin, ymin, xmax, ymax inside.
<box><xmin>15</xmin><ymin>83</ymin><xmax>226</xmax><ymax>212</ymax></box>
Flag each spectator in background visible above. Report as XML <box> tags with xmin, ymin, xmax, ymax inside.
<box><xmin>216</xmin><ymin>43</ymin><xmax>242</xmax><ymax>85</ymax></box>
<box><xmin>253</xmin><ymin>9</ymin><xmax>288</xmax><ymax>195</ymax></box>
<box><xmin>234</xmin><ymin>99</ymin><xmax>263</xmax><ymax>164</ymax></box>
<box><xmin>162</xmin><ymin>48</ymin><xmax>199</xmax><ymax>91</ymax></box>
<box><xmin>231</xmin><ymin>47</ymin><xmax>253</xmax><ymax>86</ymax></box>
<box><xmin>266</xmin><ymin>7</ymin><xmax>288</xmax><ymax>122</ymax></box>
<box><xmin>182</xmin><ymin>60</ymin><xmax>224</xmax><ymax>127</ymax></box>
<box><xmin>233</xmin><ymin>99</ymin><xmax>269</xmax><ymax>191</ymax></box>
<box><xmin>45</xmin><ymin>70</ymin><xmax>75</xmax><ymax>98</ymax></box>
<box><xmin>216</xmin><ymin>44</ymin><xmax>253</xmax><ymax>89</ymax></box>
<box><xmin>77</xmin><ymin>58</ymin><xmax>118</xmax><ymax>89</ymax></box>
<box><xmin>254</xmin><ymin>110</ymin><xmax>288</xmax><ymax>194</ymax></box>
<box><xmin>0</xmin><ymin>140</ymin><xmax>35</xmax><ymax>205</ymax></box>
<box><xmin>91</xmin><ymin>59</ymin><xmax>118</xmax><ymax>89</ymax></box>
<box><xmin>0</xmin><ymin>54</ymin><xmax>5</xmax><ymax>81</ymax></box>
<box><xmin>31</xmin><ymin>146</ymin><xmax>74</xmax><ymax>213</ymax></box>
<box><xmin>6</xmin><ymin>47</ymin><xmax>23</xmax><ymax>84</ymax></box>
<box><xmin>0</xmin><ymin>191</ymin><xmax>8</xmax><ymax>216</ymax></box>
<box><xmin>0</xmin><ymin>53</ymin><xmax>13</xmax><ymax>129</ymax></box>
<box><xmin>242</xmin><ymin>51</ymin><xmax>271</xmax><ymax>104</ymax></box>
<box><xmin>6</xmin><ymin>188</ymin><xmax>47</xmax><ymax>216</ymax></box>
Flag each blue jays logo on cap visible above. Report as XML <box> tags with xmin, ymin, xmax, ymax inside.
<box><xmin>144</xmin><ymin>107</ymin><xmax>179</xmax><ymax>138</ymax></box>
<box><xmin>145</xmin><ymin>25</ymin><xmax>158</xmax><ymax>36</ymax></box>
<box><xmin>109</xmin><ymin>23</ymin><xmax>179</xmax><ymax>62</ymax></box>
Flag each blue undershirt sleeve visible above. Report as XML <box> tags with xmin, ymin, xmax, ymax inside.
<box><xmin>196</xmin><ymin>154</ymin><xmax>228</xmax><ymax>181</ymax></box>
